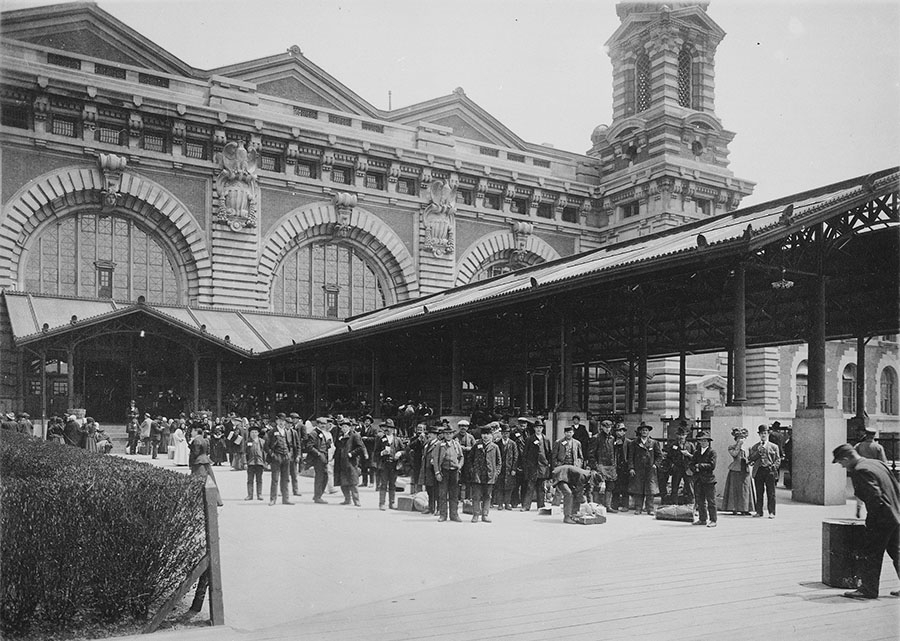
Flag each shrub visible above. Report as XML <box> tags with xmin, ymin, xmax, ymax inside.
<box><xmin>0</xmin><ymin>431</ymin><xmax>207</xmax><ymax>638</ymax></box>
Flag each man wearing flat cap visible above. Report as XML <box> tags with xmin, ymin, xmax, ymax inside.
<box><xmin>265</xmin><ymin>414</ymin><xmax>296</xmax><ymax>505</ymax></box>
<box><xmin>495</xmin><ymin>424</ymin><xmax>520</xmax><ymax>511</ymax></box>
<box><xmin>588</xmin><ymin>419</ymin><xmax>618</xmax><ymax>509</ymax></box>
<box><xmin>832</xmin><ymin>444</ymin><xmax>900</xmax><ymax>599</ymax></box>
<box><xmin>553</xmin><ymin>424</ymin><xmax>584</xmax><ymax>469</ymax></box>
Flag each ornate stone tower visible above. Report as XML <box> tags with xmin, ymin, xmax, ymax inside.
<box><xmin>589</xmin><ymin>2</ymin><xmax>754</xmax><ymax>241</ymax></box>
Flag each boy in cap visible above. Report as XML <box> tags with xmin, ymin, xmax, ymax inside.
<box><xmin>691</xmin><ymin>431</ymin><xmax>717</xmax><ymax>527</ymax></box>
<box><xmin>832</xmin><ymin>444</ymin><xmax>900</xmax><ymax>599</ymax></box>
<box><xmin>421</xmin><ymin>425</ymin><xmax>441</xmax><ymax>514</ymax></box>
<box><xmin>749</xmin><ymin>424</ymin><xmax>781</xmax><ymax>518</ymax></box>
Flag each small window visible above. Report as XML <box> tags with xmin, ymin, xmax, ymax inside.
<box><xmin>184</xmin><ymin>140</ymin><xmax>208</xmax><ymax>160</ymax></box>
<box><xmin>537</xmin><ymin>202</ymin><xmax>553</xmax><ymax>219</ymax></box>
<box><xmin>294</xmin><ymin>106</ymin><xmax>318</xmax><ymax>119</ymax></box>
<box><xmin>842</xmin><ymin>364</ymin><xmax>857</xmax><ymax>414</ymax></box>
<box><xmin>562</xmin><ymin>206</ymin><xmax>579</xmax><ymax>224</ymax></box>
<box><xmin>138</xmin><ymin>73</ymin><xmax>170</xmax><ymax>89</ymax></box>
<box><xmin>296</xmin><ymin>160</ymin><xmax>316</xmax><ymax>178</ymax></box>
<box><xmin>365</xmin><ymin>172</ymin><xmax>384</xmax><ymax>190</ymax></box>
<box><xmin>328</xmin><ymin>114</ymin><xmax>352</xmax><ymax>127</ymax></box>
<box><xmin>456</xmin><ymin>189</ymin><xmax>473</xmax><ymax>206</ymax></box>
<box><xmin>483</xmin><ymin>193</ymin><xmax>501</xmax><ymax>210</ymax></box>
<box><xmin>97</xmin><ymin>126</ymin><xmax>123</xmax><ymax>145</ymax></box>
<box><xmin>94</xmin><ymin>63</ymin><xmax>126</xmax><ymax>80</ymax></box>
<box><xmin>796</xmin><ymin>360</ymin><xmax>808</xmax><ymax>410</ymax></box>
<box><xmin>678</xmin><ymin>46</ymin><xmax>693</xmax><ymax>108</ymax></box>
<box><xmin>324</xmin><ymin>286</ymin><xmax>339</xmax><ymax>318</ymax></box>
<box><xmin>52</xmin><ymin>117</ymin><xmax>77</xmax><ymax>138</ymax></box>
<box><xmin>697</xmin><ymin>199</ymin><xmax>712</xmax><ymax>216</ymax></box>
<box><xmin>97</xmin><ymin>266</ymin><xmax>113</xmax><ymax>299</ymax></box>
<box><xmin>29</xmin><ymin>381</ymin><xmax>41</xmax><ymax>396</ymax></box>
<box><xmin>48</xmin><ymin>53</ymin><xmax>81</xmax><ymax>70</ymax></box>
<box><xmin>622</xmin><ymin>201</ymin><xmax>640</xmax><ymax>219</ymax></box>
<box><xmin>636</xmin><ymin>53</ymin><xmax>651</xmax><ymax>112</ymax></box>
<box><xmin>143</xmin><ymin>133</ymin><xmax>166</xmax><ymax>153</ymax></box>
<box><xmin>511</xmin><ymin>198</ymin><xmax>529</xmax><ymax>215</ymax></box>
<box><xmin>1</xmin><ymin>105</ymin><xmax>28</xmax><ymax>129</ymax></box>
<box><xmin>397</xmin><ymin>177</ymin><xmax>416</xmax><ymax>195</ymax></box>
<box><xmin>881</xmin><ymin>368</ymin><xmax>898</xmax><ymax>415</ymax></box>
<box><xmin>331</xmin><ymin>167</ymin><xmax>350</xmax><ymax>184</ymax></box>
<box><xmin>260</xmin><ymin>153</ymin><xmax>280</xmax><ymax>172</ymax></box>
<box><xmin>52</xmin><ymin>381</ymin><xmax>68</xmax><ymax>396</ymax></box>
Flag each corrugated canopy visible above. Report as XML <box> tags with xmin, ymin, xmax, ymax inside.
<box><xmin>3</xmin><ymin>292</ymin><xmax>345</xmax><ymax>354</ymax></box>
<box><xmin>341</xmin><ymin>168</ymin><xmax>899</xmax><ymax>336</ymax></box>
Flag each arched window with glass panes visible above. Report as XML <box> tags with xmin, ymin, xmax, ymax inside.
<box><xmin>678</xmin><ymin>44</ymin><xmax>702</xmax><ymax>111</ymax></box>
<box><xmin>270</xmin><ymin>242</ymin><xmax>387</xmax><ymax>318</ymax></box>
<box><xmin>21</xmin><ymin>212</ymin><xmax>181</xmax><ymax>304</ymax></box>
<box><xmin>842</xmin><ymin>364</ymin><xmax>857</xmax><ymax>414</ymax></box>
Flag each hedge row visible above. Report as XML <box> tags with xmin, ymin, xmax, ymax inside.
<box><xmin>0</xmin><ymin>431</ymin><xmax>207</xmax><ymax>638</ymax></box>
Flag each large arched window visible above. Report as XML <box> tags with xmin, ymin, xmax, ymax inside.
<box><xmin>469</xmin><ymin>250</ymin><xmax>545</xmax><ymax>283</ymax></box>
<box><xmin>22</xmin><ymin>212</ymin><xmax>180</xmax><ymax>304</ymax></box>
<box><xmin>795</xmin><ymin>360</ymin><xmax>808</xmax><ymax>410</ymax></box>
<box><xmin>842</xmin><ymin>364</ymin><xmax>857</xmax><ymax>414</ymax></box>
<box><xmin>271</xmin><ymin>242</ymin><xmax>386</xmax><ymax>318</ymax></box>
<box><xmin>881</xmin><ymin>367</ymin><xmax>898</xmax><ymax>415</ymax></box>
<box><xmin>636</xmin><ymin>52</ymin><xmax>652</xmax><ymax>112</ymax></box>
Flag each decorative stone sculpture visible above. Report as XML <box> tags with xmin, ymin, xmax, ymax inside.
<box><xmin>423</xmin><ymin>180</ymin><xmax>456</xmax><ymax>256</ymax></box>
<box><xmin>510</xmin><ymin>220</ymin><xmax>533</xmax><ymax>265</ymax></box>
<box><xmin>332</xmin><ymin>192</ymin><xmax>357</xmax><ymax>238</ymax></box>
<box><xmin>98</xmin><ymin>153</ymin><xmax>127</xmax><ymax>210</ymax></box>
<box><xmin>214</xmin><ymin>141</ymin><xmax>259</xmax><ymax>231</ymax></box>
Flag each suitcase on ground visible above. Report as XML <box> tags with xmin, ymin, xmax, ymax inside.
<box><xmin>655</xmin><ymin>504</ymin><xmax>695</xmax><ymax>522</ymax></box>
<box><xmin>573</xmin><ymin>514</ymin><xmax>607</xmax><ymax>525</ymax></box>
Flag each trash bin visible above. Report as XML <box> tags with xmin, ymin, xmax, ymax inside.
<box><xmin>822</xmin><ymin>518</ymin><xmax>866</xmax><ymax>588</ymax></box>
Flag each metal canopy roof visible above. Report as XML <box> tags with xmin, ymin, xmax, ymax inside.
<box><xmin>3</xmin><ymin>292</ymin><xmax>345</xmax><ymax>355</ymax></box>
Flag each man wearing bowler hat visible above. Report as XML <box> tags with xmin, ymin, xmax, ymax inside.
<box><xmin>749</xmin><ymin>424</ymin><xmax>781</xmax><ymax>518</ymax></box>
<box><xmin>832</xmin><ymin>443</ymin><xmax>900</xmax><ymax>599</ymax></box>
<box><xmin>691</xmin><ymin>431</ymin><xmax>717</xmax><ymax>527</ymax></box>
<box><xmin>309</xmin><ymin>417</ymin><xmax>332</xmax><ymax>504</ymax></box>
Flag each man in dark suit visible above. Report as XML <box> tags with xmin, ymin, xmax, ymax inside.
<box><xmin>374</xmin><ymin>419</ymin><xmax>404</xmax><ymax>510</ymax></box>
<box><xmin>521</xmin><ymin>420</ymin><xmax>552</xmax><ymax>511</ymax></box>
<box><xmin>308</xmin><ymin>417</ymin><xmax>332</xmax><ymax>504</ymax></box>
<box><xmin>495</xmin><ymin>425</ymin><xmax>520</xmax><ymax>510</ymax></box>
<box><xmin>691</xmin><ymin>431</ymin><xmax>717</xmax><ymax>527</ymax></box>
<box><xmin>265</xmin><ymin>414</ymin><xmax>295</xmax><ymax>506</ymax></box>
<box><xmin>833</xmin><ymin>444</ymin><xmax>900</xmax><ymax>599</ymax></box>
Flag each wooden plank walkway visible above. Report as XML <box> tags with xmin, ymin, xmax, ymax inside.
<box><xmin>112</xmin><ymin>457</ymin><xmax>898</xmax><ymax>641</ymax></box>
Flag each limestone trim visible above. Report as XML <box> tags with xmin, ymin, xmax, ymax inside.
<box><xmin>0</xmin><ymin>165</ymin><xmax>209</xmax><ymax>304</ymax></box>
<box><xmin>259</xmin><ymin>202</ymin><xmax>418</xmax><ymax>306</ymax></box>
<box><xmin>455</xmin><ymin>230</ymin><xmax>560</xmax><ymax>286</ymax></box>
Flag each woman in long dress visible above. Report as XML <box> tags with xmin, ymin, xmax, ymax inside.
<box><xmin>173</xmin><ymin>424</ymin><xmax>190</xmax><ymax>466</ymax></box>
<box><xmin>83</xmin><ymin>417</ymin><xmax>98</xmax><ymax>453</ymax></box>
<box><xmin>722</xmin><ymin>427</ymin><xmax>755</xmax><ymax>515</ymax></box>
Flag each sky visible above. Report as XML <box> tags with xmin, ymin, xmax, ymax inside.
<box><xmin>1</xmin><ymin>0</ymin><xmax>898</xmax><ymax>206</ymax></box>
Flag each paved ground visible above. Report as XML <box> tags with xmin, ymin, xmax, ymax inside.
<box><xmin>114</xmin><ymin>453</ymin><xmax>898</xmax><ymax>641</ymax></box>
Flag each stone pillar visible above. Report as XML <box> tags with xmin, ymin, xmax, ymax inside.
<box><xmin>560</xmin><ymin>316</ymin><xmax>576</xmax><ymax>411</ymax></box>
<box><xmin>215</xmin><ymin>359</ymin><xmax>222</xmax><ymax>417</ymax></box>
<box><xmin>678</xmin><ymin>348</ymin><xmax>687</xmax><ymax>418</ymax></box>
<box><xmin>792</xmin><ymin>407</ymin><xmax>848</xmax><ymax>505</ymax></box>
<box><xmin>67</xmin><ymin>346</ymin><xmax>75</xmax><ymax>411</ymax></box>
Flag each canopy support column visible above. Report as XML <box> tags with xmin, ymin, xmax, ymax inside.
<box><xmin>451</xmin><ymin>331</ymin><xmax>462</xmax><ymax>415</ymax></box>
<box><xmin>215</xmin><ymin>359</ymin><xmax>222</xmax><ymax>417</ymax></box>
<box><xmin>67</xmin><ymin>346</ymin><xmax>75</xmax><ymax>412</ymax></box>
<box><xmin>193</xmin><ymin>356</ymin><xmax>200</xmax><ymax>412</ymax></box>
<box><xmin>731</xmin><ymin>263</ymin><xmax>747</xmax><ymax>406</ymax></box>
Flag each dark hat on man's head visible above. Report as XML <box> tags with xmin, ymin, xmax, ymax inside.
<box><xmin>427</xmin><ymin>425</ymin><xmax>441</xmax><ymax>434</ymax></box>
<box><xmin>637</xmin><ymin>422</ymin><xmax>652</xmax><ymax>432</ymax></box>
<box><xmin>441</xmin><ymin>424</ymin><xmax>454</xmax><ymax>433</ymax></box>
<box><xmin>678</xmin><ymin>418</ymin><xmax>688</xmax><ymax>427</ymax></box>
<box><xmin>770</xmin><ymin>421</ymin><xmax>781</xmax><ymax>430</ymax></box>
<box><xmin>615</xmin><ymin>423</ymin><xmax>627</xmax><ymax>431</ymax></box>
<box><xmin>441</xmin><ymin>418</ymin><xmax>450</xmax><ymax>425</ymax></box>
<box><xmin>276</xmin><ymin>412</ymin><xmax>287</xmax><ymax>420</ymax></box>
<box><xmin>517</xmin><ymin>416</ymin><xmax>534</xmax><ymax>425</ymax></box>
<box><xmin>381</xmin><ymin>418</ymin><xmax>395</xmax><ymax>428</ymax></box>
<box><xmin>696</xmin><ymin>430</ymin><xmax>713</xmax><ymax>441</ymax></box>
<box><xmin>563</xmin><ymin>425</ymin><xmax>574</xmax><ymax>432</ymax></box>
<box><xmin>832</xmin><ymin>443</ymin><xmax>856</xmax><ymax>463</ymax></box>
<box><xmin>676</xmin><ymin>427</ymin><xmax>687</xmax><ymax>436</ymax></box>
<box><xmin>600</xmin><ymin>420</ymin><xmax>613</xmax><ymax>427</ymax></box>
<box><xmin>289</xmin><ymin>412</ymin><xmax>300</xmax><ymax>419</ymax></box>
<box><xmin>363</xmin><ymin>414</ymin><xmax>374</xmax><ymax>422</ymax></box>
<box><xmin>758</xmin><ymin>424</ymin><xmax>769</xmax><ymax>433</ymax></box>
<box><xmin>500</xmin><ymin>425</ymin><xmax>510</xmax><ymax>433</ymax></box>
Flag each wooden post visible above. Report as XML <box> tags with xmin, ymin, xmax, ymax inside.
<box><xmin>203</xmin><ymin>477</ymin><xmax>224</xmax><ymax>625</ymax></box>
